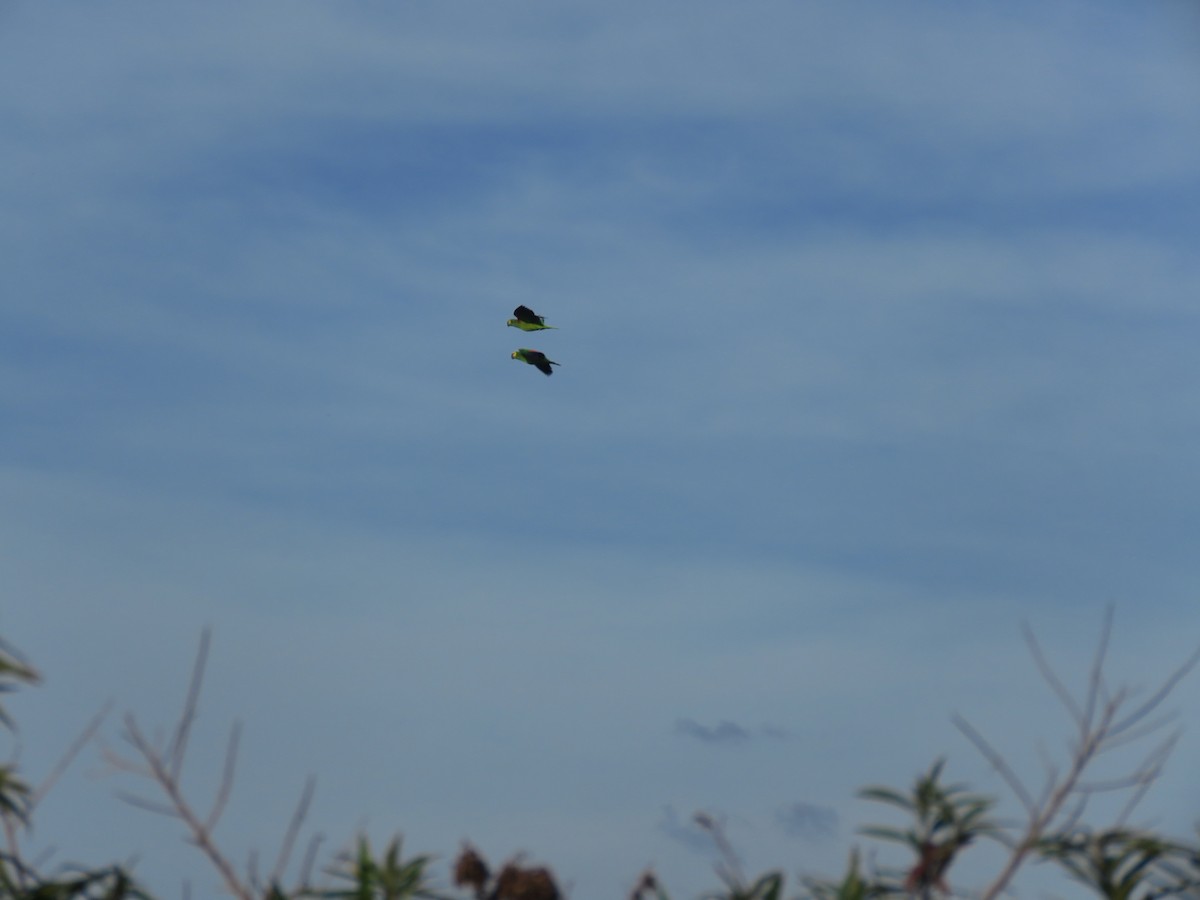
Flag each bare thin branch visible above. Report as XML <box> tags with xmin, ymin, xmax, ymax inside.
<box><xmin>270</xmin><ymin>775</ymin><xmax>317</xmax><ymax>886</ymax></box>
<box><xmin>1058</xmin><ymin>793</ymin><xmax>1090</xmax><ymax>835</ymax></box>
<box><xmin>120</xmin><ymin>697</ymin><xmax>251</xmax><ymax>900</ymax></box>
<box><xmin>99</xmin><ymin>742</ymin><xmax>154</xmax><ymax>778</ymax></box>
<box><xmin>1031</xmin><ymin>738</ymin><xmax>1060</xmax><ymax>805</ymax></box>
<box><xmin>1074</xmin><ymin>772</ymin><xmax>1162</xmax><ymax>795</ymax></box>
<box><xmin>1096</xmin><ymin>670</ymin><xmax>1112</xmax><ymax>712</ymax></box>
<box><xmin>952</xmin><ymin>714</ymin><xmax>1035</xmax><ymax>817</ymax></box>
<box><xmin>204</xmin><ymin>720</ymin><xmax>242</xmax><ymax>834</ymax></box>
<box><xmin>975</xmin><ymin>612</ymin><xmax>1196</xmax><ymax>900</ymax></box>
<box><xmin>1080</xmin><ymin>606</ymin><xmax>1114</xmax><ymax>731</ymax></box>
<box><xmin>168</xmin><ymin>628</ymin><xmax>212</xmax><ymax>781</ymax></box>
<box><xmin>116</xmin><ymin>791</ymin><xmax>183</xmax><ymax>820</ymax></box>
<box><xmin>1081</xmin><ymin>731</ymin><xmax>1176</xmax><ymax>800</ymax></box>
<box><xmin>30</xmin><ymin>845</ymin><xmax>56</xmax><ymax>870</ymax></box>
<box><xmin>1095</xmin><ymin>711</ymin><xmax>1178</xmax><ymax>753</ymax></box>
<box><xmin>30</xmin><ymin>701</ymin><xmax>112</xmax><ymax>809</ymax></box>
<box><xmin>122</xmin><ymin>714</ymin><xmax>156</xmax><ymax>762</ymax></box>
<box><xmin>1022</xmin><ymin>622</ymin><xmax>1083</xmax><ymax>726</ymax></box>
<box><xmin>299</xmin><ymin>833</ymin><xmax>325</xmax><ymax>889</ymax></box>
<box><xmin>694</xmin><ymin>812</ymin><xmax>744</xmax><ymax>886</ymax></box>
<box><xmin>1114</xmin><ymin>733</ymin><xmax>1180</xmax><ymax>827</ymax></box>
<box><xmin>1109</xmin><ymin>643</ymin><xmax>1200</xmax><ymax>738</ymax></box>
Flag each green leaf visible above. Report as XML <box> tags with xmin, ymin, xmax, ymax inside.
<box><xmin>745</xmin><ymin>871</ymin><xmax>783</xmax><ymax>900</ymax></box>
<box><xmin>0</xmin><ymin>765</ymin><xmax>32</xmax><ymax>829</ymax></box>
<box><xmin>857</xmin><ymin>787</ymin><xmax>913</xmax><ymax>812</ymax></box>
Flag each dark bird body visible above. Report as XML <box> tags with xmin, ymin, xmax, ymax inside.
<box><xmin>511</xmin><ymin>348</ymin><xmax>560</xmax><ymax>376</ymax></box>
<box><xmin>508</xmin><ymin>306</ymin><xmax>557</xmax><ymax>331</ymax></box>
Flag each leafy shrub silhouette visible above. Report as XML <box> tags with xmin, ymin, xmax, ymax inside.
<box><xmin>1</xmin><ymin>610</ymin><xmax>1197</xmax><ymax>899</ymax></box>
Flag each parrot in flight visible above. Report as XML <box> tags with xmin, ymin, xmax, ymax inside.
<box><xmin>511</xmin><ymin>348</ymin><xmax>560</xmax><ymax>376</ymax></box>
<box><xmin>507</xmin><ymin>305</ymin><xmax>557</xmax><ymax>331</ymax></box>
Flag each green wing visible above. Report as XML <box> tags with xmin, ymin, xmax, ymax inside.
<box><xmin>512</xmin><ymin>348</ymin><xmax>559</xmax><ymax>376</ymax></box>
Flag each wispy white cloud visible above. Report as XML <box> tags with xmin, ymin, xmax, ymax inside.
<box><xmin>775</xmin><ymin>803</ymin><xmax>838</xmax><ymax>843</ymax></box>
<box><xmin>675</xmin><ymin>719</ymin><xmax>791</xmax><ymax>746</ymax></box>
<box><xmin>675</xmin><ymin>719</ymin><xmax>751</xmax><ymax>746</ymax></box>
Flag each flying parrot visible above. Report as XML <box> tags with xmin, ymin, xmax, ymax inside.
<box><xmin>511</xmin><ymin>348</ymin><xmax>560</xmax><ymax>376</ymax></box>
<box><xmin>507</xmin><ymin>305</ymin><xmax>557</xmax><ymax>331</ymax></box>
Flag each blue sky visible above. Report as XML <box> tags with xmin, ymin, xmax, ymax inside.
<box><xmin>4</xmin><ymin>2</ymin><xmax>1200</xmax><ymax>896</ymax></box>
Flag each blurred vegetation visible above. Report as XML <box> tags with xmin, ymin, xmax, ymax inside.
<box><xmin>1</xmin><ymin>612</ymin><xmax>1197</xmax><ymax>899</ymax></box>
